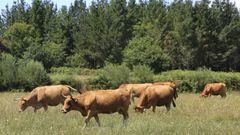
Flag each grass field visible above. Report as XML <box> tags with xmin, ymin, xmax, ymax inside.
<box><xmin>1</xmin><ymin>92</ymin><xmax>240</xmax><ymax>135</ymax></box>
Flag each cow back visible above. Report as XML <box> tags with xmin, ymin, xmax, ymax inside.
<box><xmin>37</xmin><ymin>85</ymin><xmax>71</xmax><ymax>105</ymax></box>
<box><xmin>76</xmin><ymin>90</ymin><xmax>131</xmax><ymax>114</ymax></box>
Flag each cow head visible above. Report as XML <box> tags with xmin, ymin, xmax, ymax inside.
<box><xmin>61</xmin><ymin>95</ymin><xmax>77</xmax><ymax>113</ymax></box>
<box><xmin>134</xmin><ymin>106</ymin><xmax>144</xmax><ymax>113</ymax></box>
<box><xmin>19</xmin><ymin>97</ymin><xmax>28</xmax><ymax>112</ymax></box>
<box><xmin>200</xmin><ymin>92</ymin><xmax>208</xmax><ymax>98</ymax></box>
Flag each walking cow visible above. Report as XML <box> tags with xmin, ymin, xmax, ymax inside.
<box><xmin>19</xmin><ymin>85</ymin><xmax>78</xmax><ymax>112</ymax></box>
<box><xmin>61</xmin><ymin>89</ymin><xmax>131</xmax><ymax>128</ymax></box>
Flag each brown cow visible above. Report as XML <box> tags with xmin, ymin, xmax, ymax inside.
<box><xmin>134</xmin><ymin>85</ymin><xmax>176</xmax><ymax>113</ymax></box>
<box><xmin>118</xmin><ymin>83</ymin><xmax>152</xmax><ymax>102</ymax></box>
<box><xmin>153</xmin><ymin>81</ymin><xmax>178</xmax><ymax>99</ymax></box>
<box><xmin>19</xmin><ymin>85</ymin><xmax>78</xmax><ymax>112</ymax></box>
<box><xmin>61</xmin><ymin>89</ymin><xmax>131</xmax><ymax>128</ymax></box>
<box><xmin>200</xmin><ymin>83</ymin><xmax>227</xmax><ymax>98</ymax></box>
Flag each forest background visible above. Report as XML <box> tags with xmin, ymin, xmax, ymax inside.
<box><xmin>0</xmin><ymin>0</ymin><xmax>240</xmax><ymax>92</ymax></box>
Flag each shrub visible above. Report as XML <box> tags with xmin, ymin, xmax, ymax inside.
<box><xmin>50</xmin><ymin>74</ymin><xmax>84</xmax><ymax>91</ymax></box>
<box><xmin>50</xmin><ymin>67</ymin><xmax>80</xmax><ymax>74</ymax></box>
<box><xmin>17</xmin><ymin>59</ymin><xmax>51</xmax><ymax>91</ymax></box>
<box><xmin>88</xmin><ymin>64</ymin><xmax>130</xmax><ymax>89</ymax></box>
<box><xmin>0</xmin><ymin>53</ymin><xmax>18</xmax><ymax>90</ymax></box>
<box><xmin>154</xmin><ymin>69</ymin><xmax>240</xmax><ymax>92</ymax></box>
<box><xmin>0</xmin><ymin>53</ymin><xmax>50</xmax><ymax>91</ymax></box>
<box><xmin>130</xmin><ymin>65</ymin><xmax>154</xmax><ymax>83</ymax></box>
<box><xmin>50</xmin><ymin>67</ymin><xmax>97</xmax><ymax>76</ymax></box>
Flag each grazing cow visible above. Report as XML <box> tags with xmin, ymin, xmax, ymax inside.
<box><xmin>134</xmin><ymin>85</ymin><xmax>176</xmax><ymax>113</ymax></box>
<box><xmin>61</xmin><ymin>89</ymin><xmax>131</xmax><ymax>128</ymax></box>
<box><xmin>153</xmin><ymin>81</ymin><xmax>178</xmax><ymax>99</ymax></box>
<box><xmin>118</xmin><ymin>83</ymin><xmax>152</xmax><ymax>102</ymax></box>
<box><xmin>200</xmin><ymin>83</ymin><xmax>227</xmax><ymax>98</ymax></box>
<box><xmin>19</xmin><ymin>85</ymin><xmax>78</xmax><ymax>112</ymax></box>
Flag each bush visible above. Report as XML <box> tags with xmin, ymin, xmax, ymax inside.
<box><xmin>50</xmin><ymin>67</ymin><xmax>80</xmax><ymax>74</ymax></box>
<box><xmin>88</xmin><ymin>64</ymin><xmax>130</xmax><ymax>89</ymax></box>
<box><xmin>154</xmin><ymin>69</ymin><xmax>240</xmax><ymax>92</ymax></box>
<box><xmin>17</xmin><ymin>59</ymin><xmax>51</xmax><ymax>91</ymax></box>
<box><xmin>0</xmin><ymin>53</ymin><xmax>18</xmax><ymax>90</ymax></box>
<box><xmin>50</xmin><ymin>74</ymin><xmax>84</xmax><ymax>91</ymax></box>
<box><xmin>0</xmin><ymin>53</ymin><xmax>50</xmax><ymax>91</ymax></box>
<box><xmin>130</xmin><ymin>65</ymin><xmax>154</xmax><ymax>83</ymax></box>
<box><xmin>50</xmin><ymin>67</ymin><xmax>97</xmax><ymax>76</ymax></box>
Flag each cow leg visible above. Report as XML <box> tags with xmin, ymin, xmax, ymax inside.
<box><xmin>152</xmin><ymin>106</ymin><xmax>156</xmax><ymax>112</ymax></box>
<box><xmin>221</xmin><ymin>92</ymin><xmax>227</xmax><ymax>98</ymax></box>
<box><xmin>131</xmin><ymin>96</ymin><xmax>135</xmax><ymax>102</ymax></box>
<box><xmin>165</xmin><ymin>103</ymin><xmax>171</xmax><ymax>112</ymax></box>
<box><xmin>206</xmin><ymin>92</ymin><xmax>210</xmax><ymax>97</ymax></box>
<box><xmin>94</xmin><ymin>115</ymin><xmax>101</xmax><ymax>127</ymax></box>
<box><xmin>83</xmin><ymin>110</ymin><xmax>93</xmax><ymax>129</ymax></box>
<box><xmin>33</xmin><ymin>107</ymin><xmax>37</xmax><ymax>113</ymax></box>
<box><xmin>122</xmin><ymin>111</ymin><xmax>129</xmax><ymax>124</ymax></box>
<box><xmin>33</xmin><ymin>106</ymin><xmax>41</xmax><ymax>113</ymax></box>
<box><xmin>43</xmin><ymin>105</ymin><xmax>48</xmax><ymax>111</ymax></box>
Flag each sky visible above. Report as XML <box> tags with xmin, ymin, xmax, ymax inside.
<box><xmin>0</xmin><ymin>0</ymin><xmax>239</xmax><ymax>11</ymax></box>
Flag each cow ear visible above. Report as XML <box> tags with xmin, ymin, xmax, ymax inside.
<box><xmin>22</xmin><ymin>98</ymin><xmax>27</xmax><ymax>101</ymax></box>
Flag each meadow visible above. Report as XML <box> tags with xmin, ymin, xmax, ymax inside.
<box><xmin>1</xmin><ymin>92</ymin><xmax>240</xmax><ymax>135</ymax></box>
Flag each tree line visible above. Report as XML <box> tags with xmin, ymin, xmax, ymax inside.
<box><xmin>0</xmin><ymin>0</ymin><xmax>240</xmax><ymax>73</ymax></box>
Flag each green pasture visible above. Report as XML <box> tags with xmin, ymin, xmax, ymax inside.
<box><xmin>1</xmin><ymin>92</ymin><xmax>240</xmax><ymax>135</ymax></box>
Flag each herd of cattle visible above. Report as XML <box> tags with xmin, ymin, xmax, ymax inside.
<box><xmin>17</xmin><ymin>82</ymin><xmax>227</xmax><ymax>128</ymax></box>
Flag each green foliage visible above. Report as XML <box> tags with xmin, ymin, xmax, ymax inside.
<box><xmin>50</xmin><ymin>67</ymin><xmax>80</xmax><ymax>74</ymax></box>
<box><xmin>154</xmin><ymin>69</ymin><xmax>240</xmax><ymax>92</ymax></box>
<box><xmin>50</xmin><ymin>74</ymin><xmax>84</xmax><ymax>91</ymax></box>
<box><xmin>41</xmin><ymin>42</ymin><xmax>66</xmax><ymax>69</ymax></box>
<box><xmin>0</xmin><ymin>53</ymin><xmax>18</xmax><ymax>90</ymax></box>
<box><xmin>123</xmin><ymin>36</ymin><xmax>171</xmax><ymax>72</ymax></box>
<box><xmin>130</xmin><ymin>65</ymin><xmax>154</xmax><ymax>83</ymax></box>
<box><xmin>88</xmin><ymin>64</ymin><xmax>130</xmax><ymax>89</ymax></box>
<box><xmin>0</xmin><ymin>53</ymin><xmax>50</xmax><ymax>91</ymax></box>
<box><xmin>3</xmin><ymin>22</ymin><xmax>36</xmax><ymax>58</ymax></box>
<box><xmin>1</xmin><ymin>0</ymin><xmax>240</xmax><ymax>71</ymax></box>
<box><xmin>17</xmin><ymin>59</ymin><xmax>51</xmax><ymax>91</ymax></box>
<box><xmin>50</xmin><ymin>67</ymin><xmax>97</xmax><ymax>76</ymax></box>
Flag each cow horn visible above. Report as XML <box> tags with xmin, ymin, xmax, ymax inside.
<box><xmin>62</xmin><ymin>93</ymin><xmax>68</xmax><ymax>98</ymax></box>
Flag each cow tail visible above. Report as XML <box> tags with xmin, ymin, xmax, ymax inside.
<box><xmin>172</xmin><ymin>99</ymin><xmax>176</xmax><ymax>107</ymax></box>
<box><xmin>173</xmin><ymin>88</ymin><xmax>178</xmax><ymax>100</ymax></box>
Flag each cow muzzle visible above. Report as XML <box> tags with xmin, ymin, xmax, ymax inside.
<box><xmin>134</xmin><ymin>106</ymin><xmax>144</xmax><ymax>113</ymax></box>
<box><xmin>19</xmin><ymin>109</ymin><xmax>23</xmax><ymax>113</ymax></box>
<box><xmin>61</xmin><ymin>108</ymin><xmax>68</xmax><ymax>113</ymax></box>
